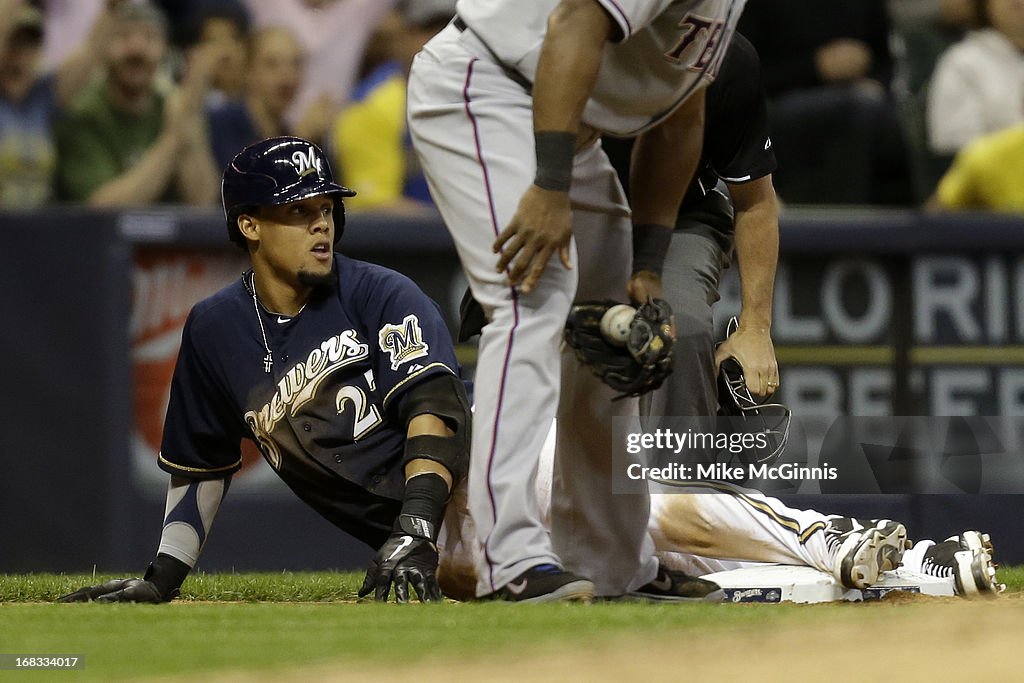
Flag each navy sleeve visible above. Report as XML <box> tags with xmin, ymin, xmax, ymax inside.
<box><xmin>362</xmin><ymin>270</ymin><xmax>459</xmax><ymax>411</ymax></box>
<box><xmin>159</xmin><ymin>309</ymin><xmax>245</xmax><ymax>479</ymax></box>
<box><xmin>704</xmin><ymin>33</ymin><xmax>777</xmax><ymax>184</ymax></box>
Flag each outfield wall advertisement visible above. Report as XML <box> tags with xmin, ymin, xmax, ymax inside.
<box><xmin>716</xmin><ymin>254</ymin><xmax>1024</xmax><ymax>416</ymax></box>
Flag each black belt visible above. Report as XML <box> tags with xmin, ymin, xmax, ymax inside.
<box><xmin>451</xmin><ymin>16</ymin><xmax>532</xmax><ymax>92</ymax></box>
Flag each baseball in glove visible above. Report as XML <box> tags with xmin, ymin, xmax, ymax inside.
<box><xmin>564</xmin><ymin>298</ymin><xmax>675</xmax><ymax>398</ymax></box>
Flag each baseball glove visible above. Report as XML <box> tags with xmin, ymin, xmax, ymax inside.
<box><xmin>564</xmin><ymin>298</ymin><xmax>675</xmax><ymax>398</ymax></box>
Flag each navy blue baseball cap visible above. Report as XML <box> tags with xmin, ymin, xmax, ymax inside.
<box><xmin>222</xmin><ymin>136</ymin><xmax>356</xmax><ymax>247</ymax></box>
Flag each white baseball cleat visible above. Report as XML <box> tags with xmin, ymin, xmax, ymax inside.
<box><xmin>920</xmin><ymin>531</ymin><xmax>1004</xmax><ymax>598</ymax></box>
<box><xmin>826</xmin><ymin>517</ymin><xmax>909</xmax><ymax>590</ymax></box>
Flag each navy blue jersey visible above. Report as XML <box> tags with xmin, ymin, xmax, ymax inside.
<box><xmin>158</xmin><ymin>254</ymin><xmax>460</xmax><ymax>547</ymax></box>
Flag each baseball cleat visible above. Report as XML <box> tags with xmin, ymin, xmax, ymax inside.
<box><xmin>487</xmin><ymin>564</ymin><xmax>594</xmax><ymax>603</ymax></box>
<box><xmin>826</xmin><ymin>517</ymin><xmax>909</xmax><ymax>590</ymax></box>
<box><xmin>921</xmin><ymin>531</ymin><xmax>1004</xmax><ymax>598</ymax></box>
<box><xmin>626</xmin><ymin>564</ymin><xmax>725</xmax><ymax>603</ymax></box>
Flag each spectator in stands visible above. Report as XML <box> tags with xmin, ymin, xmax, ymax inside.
<box><xmin>0</xmin><ymin>4</ymin><xmax>54</xmax><ymax>208</ymax></box>
<box><xmin>241</xmin><ymin>0</ymin><xmax>397</xmax><ymax>142</ymax></box>
<box><xmin>0</xmin><ymin>0</ymin><xmax>112</xmax><ymax>207</ymax></box>
<box><xmin>929</xmin><ymin>122</ymin><xmax>1024</xmax><ymax>212</ymax></box>
<box><xmin>888</xmin><ymin>1</ymin><xmax>977</xmax><ymax>94</ymax></box>
<box><xmin>189</xmin><ymin>2</ymin><xmax>250</xmax><ymax>107</ymax></box>
<box><xmin>927</xmin><ymin>0</ymin><xmax>1024</xmax><ymax>155</ymax></box>
<box><xmin>206</xmin><ymin>26</ymin><xmax>303</xmax><ymax>171</ymax></box>
<box><xmin>739</xmin><ymin>0</ymin><xmax>912</xmax><ymax>205</ymax></box>
<box><xmin>888</xmin><ymin>0</ymin><xmax>977</xmax><ymax>41</ymax></box>
<box><xmin>887</xmin><ymin>0</ymin><xmax>979</xmax><ymax>201</ymax></box>
<box><xmin>331</xmin><ymin>0</ymin><xmax>453</xmax><ymax>213</ymax></box>
<box><xmin>55</xmin><ymin>0</ymin><xmax>219</xmax><ymax>206</ymax></box>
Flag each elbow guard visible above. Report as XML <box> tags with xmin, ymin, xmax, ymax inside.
<box><xmin>404</xmin><ymin>433</ymin><xmax>468</xmax><ymax>487</ymax></box>
<box><xmin>397</xmin><ymin>373</ymin><xmax>471</xmax><ymax>484</ymax></box>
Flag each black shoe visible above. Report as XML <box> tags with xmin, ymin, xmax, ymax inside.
<box><xmin>921</xmin><ymin>531</ymin><xmax>1003</xmax><ymax>598</ymax></box>
<box><xmin>825</xmin><ymin>517</ymin><xmax>908</xmax><ymax>589</ymax></box>
<box><xmin>487</xmin><ymin>564</ymin><xmax>595</xmax><ymax>603</ymax></box>
<box><xmin>627</xmin><ymin>564</ymin><xmax>724</xmax><ymax>602</ymax></box>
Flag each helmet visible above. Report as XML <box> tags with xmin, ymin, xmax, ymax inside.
<box><xmin>221</xmin><ymin>136</ymin><xmax>356</xmax><ymax>247</ymax></box>
<box><xmin>716</xmin><ymin>317</ymin><xmax>792</xmax><ymax>466</ymax></box>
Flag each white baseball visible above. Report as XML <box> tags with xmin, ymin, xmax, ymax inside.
<box><xmin>600</xmin><ymin>304</ymin><xmax>636</xmax><ymax>346</ymax></box>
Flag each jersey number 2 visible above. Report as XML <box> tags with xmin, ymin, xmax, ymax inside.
<box><xmin>335</xmin><ymin>385</ymin><xmax>382</xmax><ymax>441</ymax></box>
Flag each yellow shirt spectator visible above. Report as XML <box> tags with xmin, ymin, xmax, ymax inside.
<box><xmin>935</xmin><ymin>123</ymin><xmax>1024</xmax><ymax>213</ymax></box>
<box><xmin>332</xmin><ymin>61</ymin><xmax>431</xmax><ymax>211</ymax></box>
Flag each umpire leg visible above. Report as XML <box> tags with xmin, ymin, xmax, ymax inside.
<box><xmin>641</xmin><ymin>225</ymin><xmax>730</xmax><ymax>419</ymax></box>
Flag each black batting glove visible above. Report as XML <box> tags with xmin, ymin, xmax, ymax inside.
<box><xmin>57</xmin><ymin>554</ymin><xmax>189</xmax><ymax>604</ymax></box>
<box><xmin>358</xmin><ymin>514</ymin><xmax>443</xmax><ymax>603</ymax></box>
<box><xmin>58</xmin><ymin>578</ymin><xmax>169</xmax><ymax>603</ymax></box>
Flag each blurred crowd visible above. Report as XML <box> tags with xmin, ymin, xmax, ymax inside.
<box><xmin>1</xmin><ymin>0</ymin><xmax>1022</xmax><ymax>214</ymax></box>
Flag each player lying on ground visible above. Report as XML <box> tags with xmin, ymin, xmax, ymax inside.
<box><xmin>61</xmin><ymin>137</ymin><xmax>474</xmax><ymax>604</ymax></box>
<box><xmin>58</xmin><ymin>135</ymin><xmax>718</xmax><ymax>605</ymax></box>
<box><xmin>58</xmin><ymin>278</ymin><xmax>998</xmax><ymax>603</ymax></box>
<box><xmin>57</xmin><ymin>135</ymin><xmax>716</xmax><ymax>606</ymax></box>
<box><xmin>436</xmin><ymin>372</ymin><xmax>1002</xmax><ymax>602</ymax></box>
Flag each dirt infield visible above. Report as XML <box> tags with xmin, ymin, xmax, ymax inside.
<box><xmin>185</xmin><ymin>594</ymin><xmax>1024</xmax><ymax>682</ymax></box>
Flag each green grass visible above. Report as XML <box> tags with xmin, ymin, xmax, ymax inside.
<box><xmin>5</xmin><ymin>566</ymin><xmax>1022</xmax><ymax>603</ymax></box>
<box><xmin>0</xmin><ymin>570</ymin><xmax>364</xmax><ymax>603</ymax></box>
<box><xmin>0</xmin><ymin>569</ymin><xmax>1020</xmax><ymax>682</ymax></box>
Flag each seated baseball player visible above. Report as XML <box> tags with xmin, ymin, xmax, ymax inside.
<box><xmin>60</xmin><ymin>136</ymin><xmax>472</xmax><ymax>604</ymax></box>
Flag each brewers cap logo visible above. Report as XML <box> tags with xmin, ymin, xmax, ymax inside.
<box><xmin>291</xmin><ymin>145</ymin><xmax>323</xmax><ymax>178</ymax></box>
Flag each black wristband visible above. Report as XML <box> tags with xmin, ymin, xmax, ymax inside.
<box><xmin>144</xmin><ymin>553</ymin><xmax>191</xmax><ymax>601</ymax></box>
<box><xmin>632</xmin><ymin>223</ymin><xmax>673</xmax><ymax>276</ymax></box>
<box><xmin>533</xmin><ymin>130</ymin><xmax>575</xmax><ymax>192</ymax></box>
<box><xmin>397</xmin><ymin>472</ymin><xmax>449</xmax><ymax>541</ymax></box>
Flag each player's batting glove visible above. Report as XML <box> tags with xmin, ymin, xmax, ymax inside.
<box><xmin>57</xmin><ymin>554</ymin><xmax>189</xmax><ymax>603</ymax></box>
<box><xmin>58</xmin><ymin>578</ymin><xmax>168</xmax><ymax>603</ymax></box>
<box><xmin>358</xmin><ymin>515</ymin><xmax>443</xmax><ymax>604</ymax></box>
